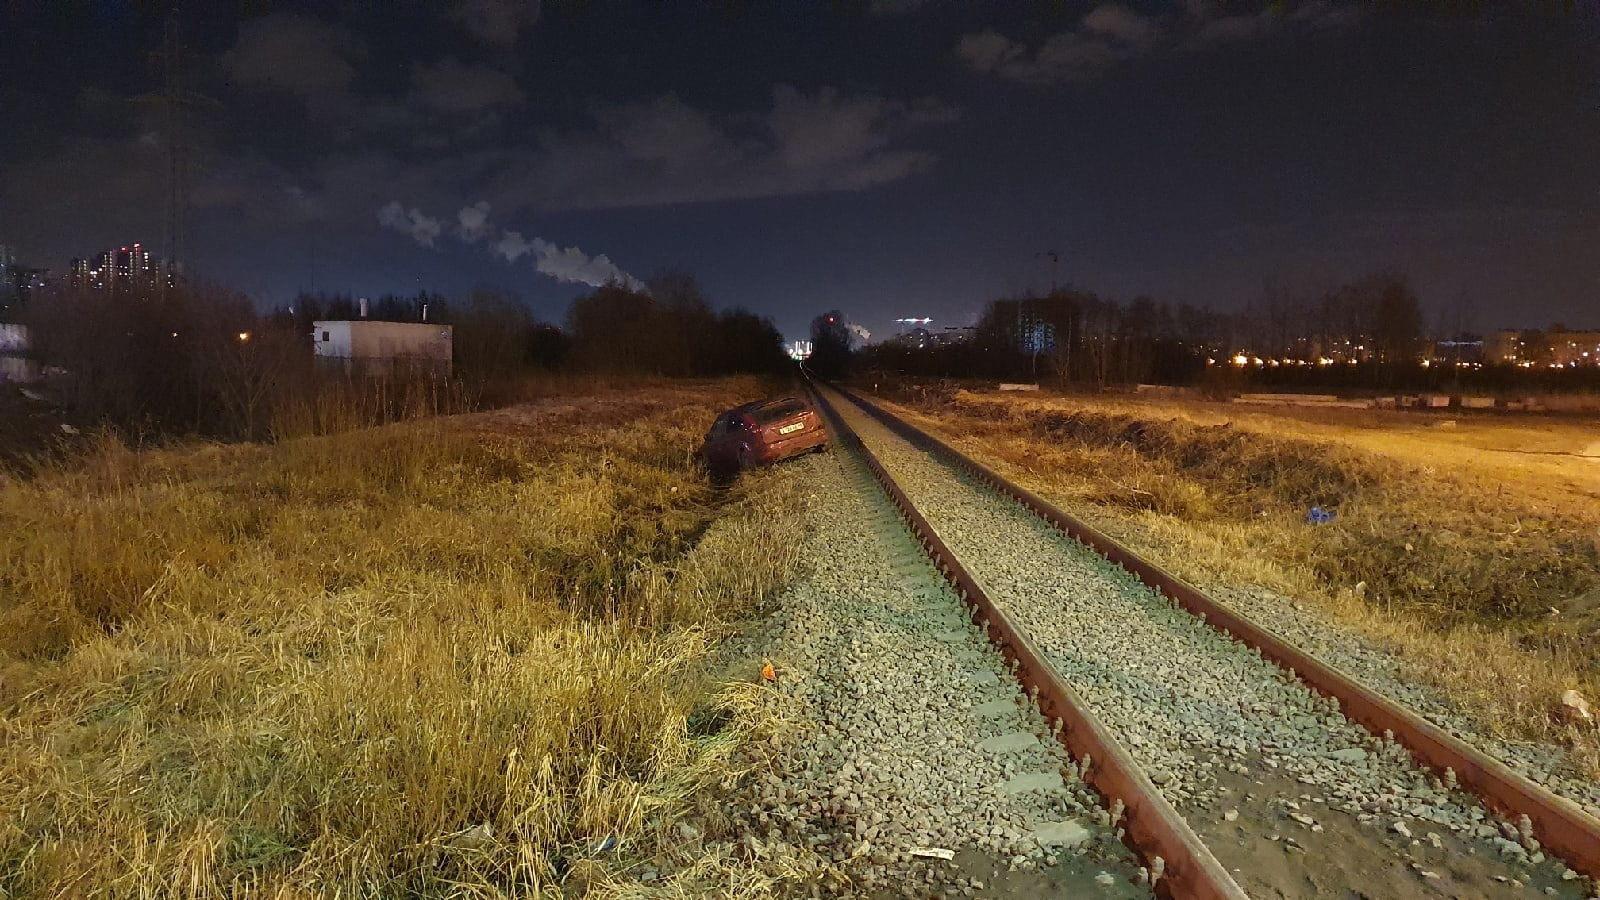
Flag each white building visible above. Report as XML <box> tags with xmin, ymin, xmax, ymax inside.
<box><xmin>0</xmin><ymin>323</ymin><xmax>27</xmax><ymax>354</ymax></box>
<box><xmin>312</xmin><ymin>320</ymin><xmax>453</xmax><ymax>377</ymax></box>
<box><xmin>0</xmin><ymin>323</ymin><xmax>37</xmax><ymax>383</ymax></box>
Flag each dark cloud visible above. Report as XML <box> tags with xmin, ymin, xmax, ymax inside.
<box><xmin>1185</xmin><ymin>1</ymin><xmax>1360</xmax><ymax>49</ymax></box>
<box><xmin>1190</xmin><ymin>14</ymin><xmax>1269</xmax><ymax>45</ymax></box>
<box><xmin>959</xmin><ymin>0</ymin><xmax>1359</xmax><ymax>83</ymax></box>
<box><xmin>478</xmin><ymin>87</ymin><xmax>957</xmax><ymax>213</ymax></box>
<box><xmin>1</xmin><ymin>115</ymin><xmax>321</xmax><ymax>249</ymax></box>
<box><xmin>224</xmin><ymin>13</ymin><xmax>361</xmax><ymax>102</ymax></box>
<box><xmin>451</xmin><ymin>0</ymin><xmax>542</xmax><ymax>46</ymax></box>
<box><xmin>955</xmin><ymin>4</ymin><xmax>1155</xmax><ymax>84</ymax></box>
<box><xmin>762</xmin><ymin>87</ymin><xmax>956</xmax><ymax>176</ymax></box>
<box><xmin>956</xmin><ymin>30</ymin><xmax>1024</xmax><ymax>74</ymax></box>
<box><xmin>1081</xmin><ymin>3</ymin><xmax>1159</xmax><ymax>45</ymax></box>
<box><xmin>957</xmin><ymin>29</ymin><xmax>1129</xmax><ymax>84</ymax></box>
<box><xmin>1</xmin><ymin>136</ymin><xmax>165</xmax><ymax>230</ymax></box>
<box><xmin>867</xmin><ymin>0</ymin><xmax>932</xmax><ymax>15</ymax></box>
<box><xmin>412</xmin><ymin>58</ymin><xmax>525</xmax><ymax>114</ymax></box>
<box><xmin>1215</xmin><ymin>207</ymin><xmax>1584</xmax><ymax>247</ymax></box>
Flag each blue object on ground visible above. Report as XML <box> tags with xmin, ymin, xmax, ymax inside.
<box><xmin>1306</xmin><ymin>506</ymin><xmax>1336</xmax><ymax>525</ymax></box>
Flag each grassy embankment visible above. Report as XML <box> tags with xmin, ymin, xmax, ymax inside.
<box><xmin>0</xmin><ymin>379</ymin><xmax>802</xmax><ymax>897</ymax></box>
<box><xmin>874</xmin><ymin>385</ymin><xmax>1600</xmax><ymax>777</ymax></box>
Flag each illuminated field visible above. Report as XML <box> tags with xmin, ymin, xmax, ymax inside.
<box><xmin>1111</xmin><ymin>397</ymin><xmax>1600</xmax><ymax>522</ymax></box>
<box><xmin>0</xmin><ymin>380</ymin><xmax>799</xmax><ymax>896</ymax></box>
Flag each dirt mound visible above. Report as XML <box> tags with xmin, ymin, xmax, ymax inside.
<box><xmin>0</xmin><ymin>386</ymin><xmax>78</xmax><ymax>472</ymax></box>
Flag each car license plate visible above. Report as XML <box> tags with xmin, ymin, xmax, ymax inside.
<box><xmin>779</xmin><ymin>422</ymin><xmax>804</xmax><ymax>435</ymax></box>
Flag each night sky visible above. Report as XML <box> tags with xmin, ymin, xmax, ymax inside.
<box><xmin>2</xmin><ymin>1</ymin><xmax>1596</xmax><ymax>343</ymax></box>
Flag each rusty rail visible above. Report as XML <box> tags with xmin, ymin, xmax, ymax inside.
<box><xmin>833</xmin><ymin>383</ymin><xmax>1600</xmax><ymax>883</ymax></box>
<box><xmin>803</xmin><ymin>377</ymin><xmax>1248</xmax><ymax>900</ymax></box>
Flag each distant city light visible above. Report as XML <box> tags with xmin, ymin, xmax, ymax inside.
<box><xmin>237</xmin><ymin>332</ymin><xmax>251</xmax><ymax>342</ymax></box>
<box><xmin>894</xmin><ymin>317</ymin><xmax>933</xmax><ymax>325</ymax></box>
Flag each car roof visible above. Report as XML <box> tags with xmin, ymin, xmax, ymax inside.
<box><xmin>732</xmin><ymin>396</ymin><xmax>805</xmax><ymax>413</ymax></box>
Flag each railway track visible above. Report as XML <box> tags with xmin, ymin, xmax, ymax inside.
<box><xmin>798</xmin><ymin>376</ymin><xmax>1600</xmax><ymax>899</ymax></box>
<box><xmin>720</xmin><ymin>407</ymin><xmax>1150</xmax><ymax>897</ymax></box>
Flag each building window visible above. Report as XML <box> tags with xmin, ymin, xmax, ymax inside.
<box><xmin>321</xmin><ymin>331</ymin><xmax>330</xmax><ymax>342</ymax></box>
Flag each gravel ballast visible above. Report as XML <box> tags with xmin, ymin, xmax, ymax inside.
<box><xmin>826</xmin><ymin>386</ymin><xmax>1597</xmax><ymax>899</ymax></box>
<box><xmin>1211</xmin><ymin>582</ymin><xmax>1600</xmax><ymax>820</ymax></box>
<box><xmin>891</xmin><ymin>396</ymin><xmax>1600</xmax><ymax>823</ymax></box>
<box><xmin>726</xmin><ymin>447</ymin><xmax>1146</xmax><ymax>896</ymax></box>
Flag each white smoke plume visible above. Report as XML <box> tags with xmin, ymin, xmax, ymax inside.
<box><xmin>378</xmin><ymin>201</ymin><xmax>443</xmax><ymax>248</ymax></box>
<box><xmin>456</xmin><ymin>200</ymin><xmax>493</xmax><ymax>242</ymax></box>
<box><xmin>491</xmin><ymin>229</ymin><xmax>643</xmax><ymax>288</ymax></box>
<box><xmin>492</xmin><ymin>229</ymin><xmax>534</xmax><ymax>262</ymax></box>
<box><xmin>379</xmin><ymin>200</ymin><xmax>642</xmax><ymax>289</ymax></box>
<box><xmin>531</xmin><ymin>240</ymin><xmax>644</xmax><ymax>290</ymax></box>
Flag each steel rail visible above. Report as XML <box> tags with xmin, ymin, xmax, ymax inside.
<box><xmin>832</xmin><ymin>383</ymin><xmax>1600</xmax><ymax>883</ymax></box>
<box><xmin>803</xmin><ymin>377</ymin><xmax>1249</xmax><ymax>900</ymax></box>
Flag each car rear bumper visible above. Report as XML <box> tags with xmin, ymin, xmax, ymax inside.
<box><xmin>759</xmin><ymin>428</ymin><xmax>827</xmax><ymax>463</ymax></box>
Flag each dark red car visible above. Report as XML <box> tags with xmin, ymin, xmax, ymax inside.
<box><xmin>701</xmin><ymin>396</ymin><xmax>828</xmax><ymax>471</ymax></box>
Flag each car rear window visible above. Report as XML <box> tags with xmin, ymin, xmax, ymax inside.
<box><xmin>752</xmin><ymin>399</ymin><xmax>808</xmax><ymax>424</ymax></box>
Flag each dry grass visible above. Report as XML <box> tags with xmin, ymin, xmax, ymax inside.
<box><xmin>873</xmin><ymin>386</ymin><xmax>1600</xmax><ymax>778</ymax></box>
<box><xmin>0</xmin><ymin>379</ymin><xmax>805</xmax><ymax>897</ymax></box>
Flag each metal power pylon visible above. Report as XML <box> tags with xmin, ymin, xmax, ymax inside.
<box><xmin>162</xmin><ymin>10</ymin><xmax>186</xmax><ymax>287</ymax></box>
<box><xmin>1035</xmin><ymin>250</ymin><xmax>1060</xmax><ymax>293</ymax></box>
<box><xmin>133</xmin><ymin>9</ymin><xmax>218</xmax><ymax>297</ymax></box>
